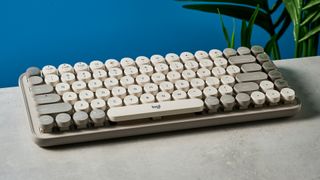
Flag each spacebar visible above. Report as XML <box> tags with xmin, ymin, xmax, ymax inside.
<box><xmin>107</xmin><ymin>99</ymin><xmax>204</xmax><ymax>122</ymax></box>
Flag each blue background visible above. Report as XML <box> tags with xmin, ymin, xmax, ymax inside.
<box><xmin>0</xmin><ymin>0</ymin><xmax>319</xmax><ymax>87</ymax></box>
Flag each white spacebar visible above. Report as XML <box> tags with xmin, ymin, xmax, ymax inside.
<box><xmin>107</xmin><ymin>99</ymin><xmax>204</xmax><ymax>122</ymax></box>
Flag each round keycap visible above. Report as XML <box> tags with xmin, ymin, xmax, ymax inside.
<box><xmin>112</xmin><ymin>86</ymin><xmax>127</xmax><ymax>99</ymax></box>
<box><xmin>156</xmin><ymin>92</ymin><xmax>171</xmax><ymax>102</ymax></box>
<box><xmin>209</xmin><ymin>49</ymin><xmax>223</xmax><ymax>59</ymax></box>
<box><xmin>159</xmin><ymin>81</ymin><xmax>174</xmax><ymax>93</ymax></box>
<box><xmin>266</xmin><ymin>89</ymin><xmax>281</xmax><ymax>104</ymax></box>
<box><xmin>199</xmin><ymin>59</ymin><xmax>213</xmax><ymax>70</ymax></box>
<box><xmin>39</xmin><ymin>115</ymin><xmax>54</xmax><ymax>132</ymax></box>
<box><xmin>236</xmin><ymin>93</ymin><xmax>251</xmax><ymax>108</ymax></box>
<box><xmin>73</xmin><ymin>111</ymin><xmax>89</xmax><ymax>128</ymax></box>
<box><xmin>55</xmin><ymin>82</ymin><xmax>70</xmax><ymax>95</ymax></box>
<box><xmin>62</xmin><ymin>92</ymin><xmax>78</xmax><ymax>104</ymax></box>
<box><xmin>92</xmin><ymin>69</ymin><xmax>108</xmax><ymax>81</ymax></box>
<box><xmin>251</xmin><ymin>91</ymin><xmax>266</xmax><ymax>105</ymax></box>
<box><xmin>77</xmin><ymin>71</ymin><xmax>91</xmax><ymax>83</ymax></box>
<box><xmin>128</xmin><ymin>84</ymin><xmax>143</xmax><ymax>97</ymax></box>
<box><xmin>120</xmin><ymin>57</ymin><xmax>135</xmax><ymax>68</ymax></box>
<box><xmin>61</xmin><ymin>72</ymin><xmax>76</xmax><ymax>84</ymax></box>
<box><xmin>95</xmin><ymin>88</ymin><xmax>110</xmax><ymax>100</ymax></box>
<box><xmin>124</xmin><ymin>95</ymin><xmax>139</xmax><ymax>105</ymax></box>
<box><xmin>88</xmin><ymin>79</ymin><xmax>103</xmax><ymax>92</ymax></box>
<box><xmin>90</xmin><ymin>109</ymin><xmax>106</xmax><ymax>125</ymax></box>
<box><xmin>280</xmin><ymin>88</ymin><xmax>295</xmax><ymax>102</ymax></box>
<box><xmin>135</xmin><ymin>56</ymin><xmax>151</xmax><ymax>66</ymax></box>
<box><xmin>144</xmin><ymin>83</ymin><xmax>159</xmax><ymax>95</ymax></box>
<box><xmin>172</xmin><ymin>90</ymin><xmax>187</xmax><ymax>100</ymax></box>
<box><xmin>42</xmin><ymin>65</ymin><xmax>57</xmax><ymax>76</ymax></box>
<box><xmin>79</xmin><ymin>90</ymin><xmax>94</xmax><ymax>102</ymax></box>
<box><xmin>182</xmin><ymin>70</ymin><xmax>196</xmax><ymax>81</ymax></box>
<box><xmin>91</xmin><ymin>99</ymin><xmax>107</xmax><ymax>110</ymax></box>
<box><xmin>107</xmin><ymin>97</ymin><xmax>123</xmax><ymax>107</ymax></box>
<box><xmin>104</xmin><ymin>77</ymin><xmax>119</xmax><ymax>90</ymax></box>
<box><xmin>74</xmin><ymin>62</ymin><xmax>89</xmax><ymax>72</ymax></box>
<box><xmin>212</xmin><ymin>67</ymin><xmax>226</xmax><ymax>78</ymax></box>
<box><xmin>165</xmin><ymin>53</ymin><xmax>180</xmax><ymax>64</ymax></box>
<box><xmin>195</xmin><ymin>50</ymin><xmax>209</xmax><ymax>60</ymax></box>
<box><xmin>187</xmin><ymin>88</ymin><xmax>202</xmax><ymax>99</ymax></box>
<box><xmin>55</xmin><ymin>113</ymin><xmax>72</xmax><ymax>129</ymax></box>
<box><xmin>226</xmin><ymin>65</ymin><xmax>240</xmax><ymax>77</ymax></box>
<box><xmin>105</xmin><ymin>59</ymin><xmax>120</xmax><ymax>69</ymax></box>
<box><xmin>180</xmin><ymin>51</ymin><xmax>195</xmax><ymax>62</ymax></box>
<box><xmin>58</xmin><ymin>63</ymin><xmax>74</xmax><ymax>74</ymax></box>
<box><xmin>204</xmin><ymin>96</ymin><xmax>220</xmax><ymax>112</ymax></box>
<box><xmin>218</xmin><ymin>84</ymin><xmax>233</xmax><ymax>95</ymax></box>
<box><xmin>124</xmin><ymin>66</ymin><xmax>139</xmax><ymax>78</ymax></box>
<box><xmin>203</xmin><ymin>86</ymin><xmax>218</xmax><ymax>97</ymax></box>
<box><xmin>167</xmin><ymin>71</ymin><xmax>181</xmax><ymax>83</ymax></box>
<box><xmin>89</xmin><ymin>60</ymin><xmax>105</xmax><ymax>71</ymax></box>
<box><xmin>136</xmin><ymin>74</ymin><xmax>151</xmax><ymax>86</ymax></box>
<box><xmin>151</xmin><ymin>55</ymin><xmax>165</xmax><ymax>65</ymax></box>
<box><xmin>74</xmin><ymin>100</ymin><xmax>90</xmax><ymax>112</ymax></box>
<box><xmin>140</xmin><ymin>93</ymin><xmax>155</xmax><ymax>104</ymax></box>
<box><xmin>206</xmin><ymin>77</ymin><xmax>220</xmax><ymax>88</ymax></box>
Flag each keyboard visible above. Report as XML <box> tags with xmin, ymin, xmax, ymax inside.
<box><xmin>19</xmin><ymin>45</ymin><xmax>301</xmax><ymax>147</ymax></box>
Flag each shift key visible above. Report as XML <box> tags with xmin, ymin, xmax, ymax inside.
<box><xmin>37</xmin><ymin>103</ymin><xmax>72</xmax><ymax>115</ymax></box>
<box><xmin>236</xmin><ymin>72</ymin><xmax>268</xmax><ymax>83</ymax></box>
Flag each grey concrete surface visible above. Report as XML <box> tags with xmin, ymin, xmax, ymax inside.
<box><xmin>1</xmin><ymin>56</ymin><xmax>320</xmax><ymax>180</ymax></box>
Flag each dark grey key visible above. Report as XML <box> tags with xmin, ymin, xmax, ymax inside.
<box><xmin>220</xmin><ymin>95</ymin><xmax>235</xmax><ymax>111</ymax></box>
<box><xmin>235</xmin><ymin>93</ymin><xmax>251</xmax><ymax>109</ymax></box>
<box><xmin>55</xmin><ymin>113</ymin><xmax>72</xmax><ymax>131</ymax></box>
<box><xmin>235</xmin><ymin>72</ymin><xmax>268</xmax><ymax>83</ymax></box>
<box><xmin>73</xmin><ymin>111</ymin><xmax>89</xmax><ymax>129</ymax></box>
<box><xmin>26</xmin><ymin>67</ymin><xmax>41</xmax><ymax>77</ymax></box>
<box><xmin>256</xmin><ymin>53</ymin><xmax>270</xmax><ymax>64</ymax></box>
<box><xmin>251</xmin><ymin>45</ymin><xmax>264</xmax><ymax>56</ymax></box>
<box><xmin>228</xmin><ymin>55</ymin><xmax>256</xmax><ymax>66</ymax></box>
<box><xmin>241</xmin><ymin>63</ymin><xmax>262</xmax><ymax>72</ymax></box>
<box><xmin>204</xmin><ymin>96</ymin><xmax>220</xmax><ymax>112</ymax></box>
<box><xmin>28</xmin><ymin>76</ymin><xmax>43</xmax><ymax>86</ymax></box>
<box><xmin>262</xmin><ymin>61</ymin><xmax>277</xmax><ymax>72</ymax></box>
<box><xmin>34</xmin><ymin>93</ymin><xmax>61</xmax><ymax>105</ymax></box>
<box><xmin>274</xmin><ymin>79</ymin><xmax>289</xmax><ymax>90</ymax></box>
<box><xmin>268</xmin><ymin>70</ymin><xmax>283</xmax><ymax>81</ymax></box>
<box><xmin>223</xmin><ymin>48</ymin><xmax>237</xmax><ymax>58</ymax></box>
<box><xmin>37</xmin><ymin>103</ymin><xmax>72</xmax><ymax>115</ymax></box>
<box><xmin>38</xmin><ymin>115</ymin><xmax>54</xmax><ymax>133</ymax></box>
<box><xmin>234</xmin><ymin>82</ymin><xmax>259</xmax><ymax>94</ymax></box>
<box><xmin>31</xmin><ymin>84</ymin><xmax>54</xmax><ymax>95</ymax></box>
<box><xmin>237</xmin><ymin>47</ymin><xmax>251</xmax><ymax>55</ymax></box>
<box><xmin>90</xmin><ymin>109</ymin><xmax>106</xmax><ymax>127</ymax></box>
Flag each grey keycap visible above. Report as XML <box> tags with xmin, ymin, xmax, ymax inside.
<box><xmin>234</xmin><ymin>82</ymin><xmax>259</xmax><ymax>94</ymax></box>
<box><xmin>262</xmin><ymin>61</ymin><xmax>277</xmax><ymax>72</ymax></box>
<box><xmin>228</xmin><ymin>55</ymin><xmax>256</xmax><ymax>66</ymax></box>
<box><xmin>55</xmin><ymin>113</ymin><xmax>72</xmax><ymax>130</ymax></box>
<box><xmin>256</xmin><ymin>53</ymin><xmax>270</xmax><ymax>64</ymax></box>
<box><xmin>73</xmin><ymin>111</ymin><xmax>89</xmax><ymax>129</ymax></box>
<box><xmin>28</xmin><ymin>76</ymin><xmax>43</xmax><ymax>86</ymax></box>
<box><xmin>268</xmin><ymin>70</ymin><xmax>283</xmax><ymax>81</ymax></box>
<box><xmin>251</xmin><ymin>45</ymin><xmax>264</xmax><ymax>56</ymax></box>
<box><xmin>220</xmin><ymin>95</ymin><xmax>235</xmax><ymax>111</ymax></box>
<box><xmin>37</xmin><ymin>103</ymin><xmax>72</xmax><ymax>115</ymax></box>
<box><xmin>237</xmin><ymin>47</ymin><xmax>251</xmax><ymax>55</ymax></box>
<box><xmin>31</xmin><ymin>84</ymin><xmax>54</xmax><ymax>95</ymax></box>
<box><xmin>34</xmin><ymin>93</ymin><xmax>61</xmax><ymax>105</ymax></box>
<box><xmin>26</xmin><ymin>67</ymin><xmax>41</xmax><ymax>77</ymax></box>
<box><xmin>204</xmin><ymin>96</ymin><xmax>220</xmax><ymax>112</ymax></box>
<box><xmin>235</xmin><ymin>72</ymin><xmax>268</xmax><ymax>83</ymax></box>
<box><xmin>223</xmin><ymin>48</ymin><xmax>237</xmax><ymax>58</ymax></box>
<box><xmin>235</xmin><ymin>93</ymin><xmax>251</xmax><ymax>108</ymax></box>
<box><xmin>274</xmin><ymin>79</ymin><xmax>289</xmax><ymax>90</ymax></box>
<box><xmin>38</xmin><ymin>115</ymin><xmax>54</xmax><ymax>133</ymax></box>
<box><xmin>241</xmin><ymin>63</ymin><xmax>262</xmax><ymax>72</ymax></box>
<box><xmin>90</xmin><ymin>109</ymin><xmax>106</xmax><ymax>127</ymax></box>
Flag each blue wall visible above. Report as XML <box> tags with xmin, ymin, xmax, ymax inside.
<box><xmin>0</xmin><ymin>0</ymin><xmax>318</xmax><ymax>87</ymax></box>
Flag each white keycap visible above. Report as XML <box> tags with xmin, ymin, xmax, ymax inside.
<box><xmin>212</xmin><ymin>67</ymin><xmax>226</xmax><ymax>78</ymax></box>
<box><xmin>167</xmin><ymin>71</ymin><xmax>181</xmax><ymax>83</ymax></box>
<box><xmin>184</xmin><ymin>60</ymin><xmax>199</xmax><ymax>71</ymax></box>
<box><xmin>251</xmin><ymin>91</ymin><xmax>266</xmax><ymax>106</ymax></box>
<box><xmin>107</xmin><ymin>97</ymin><xmax>123</xmax><ymax>107</ymax></box>
<box><xmin>226</xmin><ymin>65</ymin><xmax>241</xmax><ymax>76</ymax></box>
<box><xmin>77</xmin><ymin>71</ymin><xmax>91</xmax><ymax>83</ymax></box>
<box><xmin>159</xmin><ymin>81</ymin><xmax>174</xmax><ymax>93</ymax></box>
<box><xmin>95</xmin><ymin>88</ymin><xmax>110</xmax><ymax>100</ymax></box>
<box><xmin>124</xmin><ymin>66</ymin><xmax>139</xmax><ymax>78</ymax></box>
<box><xmin>136</xmin><ymin>56</ymin><xmax>151</xmax><ymax>67</ymax></box>
<box><xmin>205</xmin><ymin>77</ymin><xmax>220</xmax><ymax>88</ymax></box>
<box><xmin>175</xmin><ymin>80</ymin><xmax>190</xmax><ymax>92</ymax></box>
<box><xmin>58</xmin><ymin>63</ymin><xmax>74</xmax><ymax>74</ymax></box>
<box><xmin>188</xmin><ymin>88</ymin><xmax>203</xmax><ymax>99</ymax></box>
<box><xmin>220</xmin><ymin>75</ymin><xmax>235</xmax><ymax>86</ymax></box>
<box><xmin>195</xmin><ymin>50</ymin><xmax>209</xmax><ymax>60</ymax></box>
<box><xmin>112</xmin><ymin>86</ymin><xmax>127</xmax><ymax>99</ymax></box>
<box><xmin>165</xmin><ymin>53</ymin><xmax>180</xmax><ymax>64</ymax></box>
<box><xmin>260</xmin><ymin>80</ymin><xmax>274</xmax><ymax>93</ymax></box>
<box><xmin>120</xmin><ymin>57</ymin><xmax>135</xmax><ymax>68</ymax></box>
<box><xmin>182</xmin><ymin>69</ymin><xmax>196</xmax><ymax>81</ymax></box>
<box><xmin>74</xmin><ymin>100</ymin><xmax>90</xmax><ymax>112</ymax></box>
<box><xmin>136</xmin><ymin>74</ymin><xmax>151</xmax><ymax>86</ymax></box>
<box><xmin>209</xmin><ymin>49</ymin><xmax>223</xmax><ymax>59</ymax></box>
<box><xmin>55</xmin><ymin>82</ymin><xmax>70</xmax><ymax>95</ymax></box>
<box><xmin>140</xmin><ymin>93</ymin><xmax>155</xmax><ymax>104</ymax></box>
<box><xmin>151</xmin><ymin>72</ymin><xmax>166</xmax><ymax>85</ymax></box>
<box><xmin>62</xmin><ymin>92</ymin><xmax>78</xmax><ymax>104</ymax></box>
<box><xmin>42</xmin><ymin>65</ymin><xmax>57</xmax><ymax>76</ymax></box>
<box><xmin>89</xmin><ymin>60</ymin><xmax>105</xmax><ymax>71</ymax></box>
<box><xmin>61</xmin><ymin>72</ymin><xmax>76</xmax><ymax>84</ymax></box>
<box><xmin>169</xmin><ymin>61</ymin><xmax>184</xmax><ymax>73</ymax></box>
<box><xmin>150</xmin><ymin>55</ymin><xmax>165</xmax><ymax>65</ymax></box>
<box><xmin>280</xmin><ymin>88</ymin><xmax>295</xmax><ymax>102</ymax></box>
<box><xmin>88</xmin><ymin>79</ymin><xmax>103</xmax><ymax>92</ymax></box>
<box><xmin>203</xmin><ymin>86</ymin><xmax>218</xmax><ymax>97</ymax></box>
<box><xmin>144</xmin><ymin>83</ymin><xmax>159</xmax><ymax>95</ymax></box>
<box><xmin>108</xmin><ymin>67</ymin><xmax>123</xmax><ymax>79</ymax></box>
<box><xmin>155</xmin><ymin>63</ymin><xmax>169</xmax><ymax>74</ymax></box>
<box><xmin>128</xmin><ymin>84</ymin><xmax>143</xmax><ymax>97</ymax></box>
<box><xmin>218</xmin><ymin>84</ymin><xmax>233</xmax><ymax>95</ymax></box>
<box><xmin>74</xmin><ymin>62</ymin><xmax>89</xmax><ymax>72</ymax></box>
<box><xmin>197</xmin><ymin>68</ymin><xmax>211</xmax><ymax>80</ymax></box>
<box><xmin>91</xmin><ymin>99</ymin><xmax>107</xmax><ymax>110</ymax></box>
<box><xmin>79</xmin><ymin>90</ymin><xmax>94</xmax><ymax>102</ymax></box>
<box><xmin>104</xmin><ymin>77</ymin><xmax>119</xmax><ymax>90</ymax></box>
<box><xmin>124</xmin><ymin>95</ymin><xmax>139</xmax><ymax>106</ymax></box>
<box><xmin>213</xmin><ymin>57</ymin><xmax>228</xmax><ymax>68</ymax></box>
<box><xmin>105</xmin><ymin>59</ymin><xmax>120</xmax><ymax>70</ymax></box>
<box><xmin>92</xmin><ymin>69</ymin><xmax>108</xmax><ymax>81</ymax></box>
<box><xmin>156</xmin><ymin>92</ymin><xmax>171</xmax><ymax>102</ymax></box>
<box><xmin>190</xmin><ymin>78</ymin><xmax>205</xmax><ymax>90</ymax></box>
<box><xmin>120</xmin><ymin>75</ymin><xmax>135</xmax><ymax>88</ymax></box>
<box><xmin>72</xmin><ymin>81</ymin><xmax>87</xmax><ymax>93</ymax></box>
<box><xmin>180</xmin><ymin>52</ymin><xmax>195</xmax><ymax>62</ymax></box>
<box><xmin>139</xmin><ymin>64</ymin><xmax>154</xmax><ymax>76</ymax></box>
<box><xmin>44</xmin><ymin>74</ymin><xmax>59</xmax><ymax>86</ymax></box>
<box><xmin>199</xmin><ymin>59</ymin><xmax>214</xmax><ymax>70</ymax></box>
<box><xmin>265</xmin><ymin>89</ymin><xmax>280</xmax><ymax>104</ymax></box>
<box><xmin>172</xmin><ymin>90</ymin><xmax>187</xmax><ymax>100</ymax></box>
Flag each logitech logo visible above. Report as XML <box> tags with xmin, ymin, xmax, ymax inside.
<box><xmin>151</xmin><ymin>104</ymin><xmax>161</xmax><ymax>109</ymax></box>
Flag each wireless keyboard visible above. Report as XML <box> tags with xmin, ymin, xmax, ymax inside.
<box><xmin>19</xmin><ymin>45</ymin><xmax>301</xmax><ymax>147</ymax></box>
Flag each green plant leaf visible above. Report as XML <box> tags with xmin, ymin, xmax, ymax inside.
<box><xmin>241</xmin><ymin>20</ymin><xmax>247</xmax><ymax>46</ymax></box>
<box><xmin>245</xmin><ymin>5</ymin><xmax>260</xmax><ymax>46</ymax></box>
<box><xmin>217</xmin><ymin>9</ymin><xmax>231</xmax><ymax>47</ymax></box>
<box><xmin>231</xmin><ymin>18</ymin><xmax>236</xmax><ymax>48</ymax></box>
<box><xmin>299</xmin><ymin>25</ymin><xmax>320</xmax><ymax>42</ymax></box>
<box><xmin>301</xmin><ymin>11</ymin><xmax>319</xmax><ymax>26</ymax></box>
<box><xmin>311</xmin><ymin>11</ymin><xmax>320</xmax><ymax>23</ymax></box>
<box><xmin>270</xmin><ymin>0</ymin><xmax>282</xmax><ymax>13</ymax></box>
<box><xmin>302</xmin><ymin>0</ymin><xmax>320</xmax><ymax>10</ymax></box>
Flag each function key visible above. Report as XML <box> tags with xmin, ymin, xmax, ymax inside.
<box><xmin>180</xmin><ymin>52</ymin><xmax>195</xmax><ymax>62</ymax></box>
<box><xmin>223</xmin><ymin>48</ymin><xmax>237</xmax><ymax>58</ymax></box>
<box><xmin>89</xmin><ymin>60</ymin><xmax>105</xmax><ymax>71</ymax></box>
<box><xmin>42</xmin><ymin>65</ymin><xmax>57</xmax><ymax>76</ymax></box>
<box><xmin>58</xmin><ymin>63</ymin><xmax>74</xmax><ymax>74</ymax></box>
<box><xmin>135</xmin><ymin>56</ymin><xmax>151</xmax><ymax>67</ymax></box>
<box><xmin>74</xmin><ymin>62</ymin><xmax>89</xmax><ymax>72</ymax></box>
<box><xmin>105</xmin><ymin>59</ymin><xmax>120</xmax><ymax>70</ymax></box>
<box><xmin>150</xmin><ymin>54</ymin><xmax>165</xmax><ymax>65</ymax></box>
<box><xmin>120</xmin><ymin>57</ymin><xmax>136</xmax><ymax>68</ymax></box>
<box><xmin>194</xmin><ymin>50</ymin><xmax>209</xmax><ymax>60</ymax></box>
<box><xmin>165</xmin><ymin>53</ymin><xmax>180</xmax><ymax>64</ymax></box>
<box><xmin>209</xmin><ymin>49</ymin><xmax>223</xmax><ymax>59</ymax></box>
<box><xmin>26</xmin><ymin>67</ymin><xmax>41</xmax><ymax>77</ymax></box>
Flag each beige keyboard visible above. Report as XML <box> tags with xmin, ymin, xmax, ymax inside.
<box><xmin>19</xmin><ymin>45</ymin><xmax>301</xmax><ymax>147</ymax></box>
